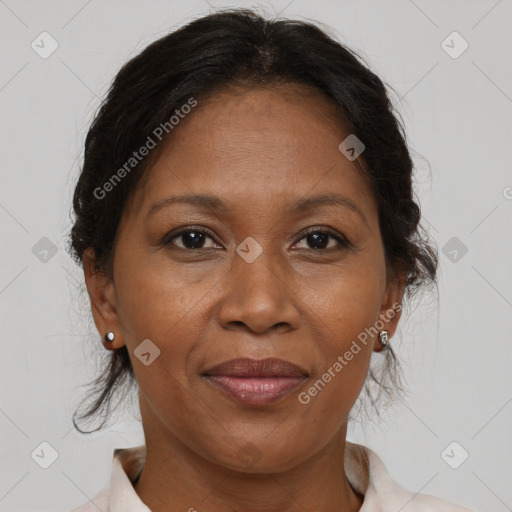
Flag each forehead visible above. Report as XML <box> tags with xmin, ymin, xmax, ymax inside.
<box><xmin>128</xmin><ymin>84</ymin><xmax>375</xmax><ymax>221</ymax></box>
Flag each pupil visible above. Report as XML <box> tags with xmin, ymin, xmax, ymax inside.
<box><xmin>308</xmin><ymin>232</ymin><xmax>328</xmax><ymax>249</ymax></box>
<box><xmin>183</xmin><ymin>232</ymin><xmax>204</xmax><ymax>248</ymax></box>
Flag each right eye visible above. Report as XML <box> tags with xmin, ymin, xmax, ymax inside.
<box><xmin>162</xmin><ymin>227</ymin><xmax>223</xmax><ymax>250</ymax></box>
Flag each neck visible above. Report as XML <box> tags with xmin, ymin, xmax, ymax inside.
<box><xmin>133</xmin><ymin>428</ymin><xmax>363</xmax><ymax>512</ymax></box>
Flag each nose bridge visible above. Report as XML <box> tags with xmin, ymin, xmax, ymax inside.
<box><xmin>235</xmin><ymin>240</ymin><xmax>282</xmax><ymax>296</ymax></box>
<box><xmin>217</xmin><ymin>238</ymin><xmax>299</xmax><ymax>333</ymax></box>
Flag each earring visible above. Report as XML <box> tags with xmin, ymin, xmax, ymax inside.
<box><xmin>104</xmin><ymin>331</ymin><xmax>115</xmax><ymax>343</ymax></box>
<box><xmin>379</xmin><ymin>330</ymin><xmax>389</xmax><ymax>348</ymax></box>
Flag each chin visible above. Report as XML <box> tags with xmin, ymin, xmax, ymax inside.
<box><xmin>204</xmin><ymin>435</ymin><xmax>310</xmax><ymax>474</ymax></box>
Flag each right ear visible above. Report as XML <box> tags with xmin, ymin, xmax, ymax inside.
<box><xmin>83</xmin><ymin>248</ymin><xmax>125</xmax><ymax>350</ymax></box>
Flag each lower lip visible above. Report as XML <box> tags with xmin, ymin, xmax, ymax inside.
<box><xmin>205</xmin><ymin>376</ymin><xmax>306</xmax><ymax>405</ymax></box>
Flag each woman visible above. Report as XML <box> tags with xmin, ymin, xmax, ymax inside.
<box><xmin>68</xmin><ymin>8</ymin><xmax>475</xmax><ymax>511</ymax></box>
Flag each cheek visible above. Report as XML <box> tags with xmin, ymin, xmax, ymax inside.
<box><xmin>300</xmin><ymin>254</ymin><xmax>385</xmax><ymax>407</ymax></box>
<box><xmin>113</xmin><ymin>256</ymin><xmax>207</xmax><ymax>421</ymax></box>
<box><xmin>309</xmin><ymin>250</ymin><xmax>386</xmax><ymax>347</ymax></box>
<box><xmin>313</xmin><ymin>294</ymin><xmax>377</xmax><ymax>395</ymax></box>
<box><xmin>113</xmin><ymin>247</ymin><xmax>210</xmax><ymax>341</ymax></box>
<box><xmin>298</xmin><ymin>298</ymin><xmax>377</xmax><ymax>431</ymax></box>
<box><xmin>111</xmin><ymin>253</ymin><xmax>218</xmax><ymax>415</ymax></box>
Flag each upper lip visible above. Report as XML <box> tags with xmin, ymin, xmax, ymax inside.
<box><xmin>203</xmin><ymin>358</ymin><xmax>308</xmax><ymax>378</ymax></box>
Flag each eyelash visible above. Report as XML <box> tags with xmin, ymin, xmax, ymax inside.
<box><xmin>162</xmin><ymin>225</ymin><xmax>350</xmax><ymax>251</ymax></box>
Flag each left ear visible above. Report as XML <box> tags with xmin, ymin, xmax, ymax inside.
<box><xmin>374</xmin><ymin>273</ymin><xmax>406</xmax><ymax>352</ymax></box>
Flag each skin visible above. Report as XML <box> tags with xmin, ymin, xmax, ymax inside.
<box><xmin>84</xmin><ymin>83</ymin><xmax>405</xmax><ymax>512</ymax></box>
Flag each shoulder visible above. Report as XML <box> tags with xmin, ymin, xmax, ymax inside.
<box><xmin>345</xmin><ymin>441</ymin><xmax>477</xmax><ymax>512</ymax></box>
<box><xmin>399</xmin><ymin>492</ymin><xmax>476</xmax><ymax>511</ymax></box>
<box><xmin>68</xmin><ymin>487</ymin><xmax>109</xmax><ymax>512</ymax></box>
<box><xmin>67</xmin><ymin>444</ymin><xmax>146</xmax><ymax>512</ymax></box>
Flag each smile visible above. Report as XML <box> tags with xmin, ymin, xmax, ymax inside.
<box><xmin>205</xmin><ymin>375</ymin><xmax>307</xmax><ymax>405</ymax></box>
<box><xmin>202</xmin><ymin>357</ymin><xmax>309</xmax><ymax>405</ymax></box>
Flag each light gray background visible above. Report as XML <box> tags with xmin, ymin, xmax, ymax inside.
<box><xmin>0</xmin><ymin>1</ymin><xmax>511</xmax><ymax>511</ymax></box>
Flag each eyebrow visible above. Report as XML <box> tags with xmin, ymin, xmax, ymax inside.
<box><xmin>146</xmin><ymin>193</ymin><xmax>368</xmax><ymax>226</ymax></box>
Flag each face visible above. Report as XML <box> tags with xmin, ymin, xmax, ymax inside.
<box><xmin>85</xmin><ymin>84</ymin><xmax>404</xmax><ymax>472</ymax></box>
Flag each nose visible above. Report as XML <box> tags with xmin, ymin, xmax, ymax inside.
<box><xmin>217</xmin><ymin>246</ymin><xmax>300</xmax><ymax>335</ymax></box>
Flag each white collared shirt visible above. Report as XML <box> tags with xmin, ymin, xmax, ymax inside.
<box><xmin>69</xmin><ymin>442</ymin><xmax>475</xmax><ymax>511</ymax></box>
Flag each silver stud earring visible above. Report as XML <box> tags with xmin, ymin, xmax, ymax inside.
<box><xmin>104</xmin><ymin>331</ymin><xmax>115</xmax><ymax>343</ymax></box>
<box><xmin>379</xmin><ymin>330</ymin><xmax>389</xmax><ymax>348</ymax></box>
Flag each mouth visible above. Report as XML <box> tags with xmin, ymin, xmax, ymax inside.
<box><xmin>202</xmin><ymin>357</ymin><xmax>309</xmax><ymax>406</ymax></box>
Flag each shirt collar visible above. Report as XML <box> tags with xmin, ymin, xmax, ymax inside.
<box><xmin>109</xmin><ymin>445</ymin><xmax>150</xmax><ymax>512</ymax></box>
<box><xmin>108</xmin><ymin>441</ymin><xmax>401</xmax><ymax>511</ymax></box>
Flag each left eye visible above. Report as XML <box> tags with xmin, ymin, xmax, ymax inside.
<box><xmin>292</xmin><ymin>229</ymin><xmax>349</xmax><ymax>250</ymax></box>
